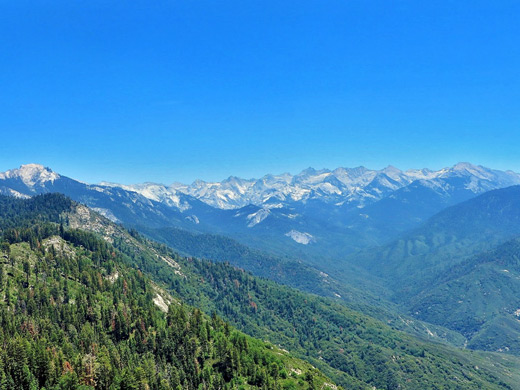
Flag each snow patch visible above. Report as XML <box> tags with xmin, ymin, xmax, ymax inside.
<box><xmin>285</xmin><ymin>230</ymin><xmax>315</xmax><ymax>245</ymax></box>
<box><xmin>185</xmin><ymin>215</ymin><xmax>200</xmax><ymax>224</ymax></box>
<box><xmin>263</xmin><ymin>203</ymin><xmax>284</xmax><ymax>209</ymax></box>
<box><xmin>246</xmin><ymin>208</ymin><xmax>270</xmax><ymax>227</ymax></box>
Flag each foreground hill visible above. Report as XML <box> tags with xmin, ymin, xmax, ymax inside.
<box><xmin>0</xmin><ymin>194</ymin><xmax>333</xmax><ymax>390</ymax></box>
<box><xmin>1</xmin><ymin>194</ymin><xmax>518</xmax><ymax>389</ymax></box>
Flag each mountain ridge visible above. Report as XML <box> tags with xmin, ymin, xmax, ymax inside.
<box><xmin>2</xmin><ymin>162</ymin><xmax>520</xmax><ymax>273</ymax></box>
<box><xmin>100</xmin><ymin>162</ymin><xmax>520</xmax><ymax>211</ymax></box>
<box><xmin>2</xmin><ymin>193</ymin><xmax>518</xmax><ymax>389</ymax></box>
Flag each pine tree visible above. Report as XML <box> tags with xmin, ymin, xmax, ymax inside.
<box><xmin>23</xmin><ymin>260</ymin><xmax>31</xmax><ymax>287</ymax></box>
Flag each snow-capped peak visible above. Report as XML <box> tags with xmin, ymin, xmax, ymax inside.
<box><xmin>382</xmin><ymin>165</ymin><xmax>402</xmax><ymax>175</ymax></box>
<box><xmin>99</xmin><ymin>181</ymin><xmax>192</xmax><ymax>212</ymax></box>
<box><xmin>88</xmin><ymin>163</ymin><xmax>520</xmax><ymax>211</ymax></box>
<box><xmin>0</xmin><ymin>164</ymin><xmax>60</xmax><ymax>187</ymax></box>
<box><xmin>449</xmin><ymin>162</ymin><xmax>485</xmax><ymax>175</ymax></box>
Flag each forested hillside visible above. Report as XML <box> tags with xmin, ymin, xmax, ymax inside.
<box><xmin>0</xmin><ymin>195</ymin><xmax>333</xmax><ymax>389</ymax></box>
<box><xmin>137</xmin><ymin>224</ymin><xmax>477</xmax><ymax>350</ymax></box>
<box><xmin>406</xmin><ymin>237</ymin><xmax>520</xmax><ymax>353</ymax></box>
<box><xmin>136</xmin><ymin>225</ymin><xmax>389</xmax><ymax>310</ymax></box>
<box><xmin>110</xmin><ymin>234</ymin><xmax>519</xmax><ymax>390</ymax></box>
<box><xmin>350</xmin><ymin>185</ymin><xmax>520</xmax><ymax>298</ymax></box>
<box><xmin>1</xmin><ymin>194</ymin><xmax>516</xmax><ymax>389</ymax></box>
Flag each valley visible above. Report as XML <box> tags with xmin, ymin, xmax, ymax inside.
<box><xmin>2</xmin><ymin>162</ymin><xmax>520</xmax><ymax>388</ymax></box>
<box><xmin>4</xmin><ymin>3</ymin><xmax>518</xmax><ymax>389</ymax></box>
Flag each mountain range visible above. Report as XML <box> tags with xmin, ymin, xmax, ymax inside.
<box><xmin>2</xmin><ymin>163</ymin><xmax>519</xmax><ymax>261</ymax></box>
<box><xmin>2</xmin><ymin>162</ymin><xmax>520</xmax><ymax>291</ymax></box>
<box><xmin>2</xmin><ymin>193</ymin><xmax>519</xmax><ymax>389</ymax></box>
<box><xmin>3</xmin><ymin>162</ymin><xmax>520</xmax><ymax>387</ymax></box>
<box><xmin>103</xmin><ymin>163</ymin><xmax>520</xmax><ymax>211</ymax></box>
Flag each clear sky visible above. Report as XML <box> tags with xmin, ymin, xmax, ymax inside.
<box><xmin>1</xmin><ymin>1</ymin><xmax>519</xmax><ymax>184</ymax></box>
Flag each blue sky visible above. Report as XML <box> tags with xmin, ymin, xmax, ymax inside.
<box><xmin>1</xmin><ymin>1</ymin><xmax>519</xmax><ymax>184</ymax></box>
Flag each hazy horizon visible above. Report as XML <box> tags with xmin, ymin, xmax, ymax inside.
<box><xmin>2</xmin><ymin>161</ymin><xmax>519</xmax><ymax>187</ymax></box>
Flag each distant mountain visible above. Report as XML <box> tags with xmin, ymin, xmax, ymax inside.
<box><xmin>406</xmin><ymin>237</ymin><xmax>520</xmax><ymax>353</ymax></box>
<box><xmin>340</xmin><ymin>174</ymin><xmax>519</xmax><ymax>242</ymax></box>
<box><xmin>341</xmin><ymin>185</ymin><xmax>520</xmax><ymax>356</ymax></box>
<box><xmin>137</xmin><ymin>224</ymin><xmax>392</xmax><ymax>308</ymax></box>
<box><xmin>102</xmin><ymin>163</ymin><xmax>520</xmax><ymax>252</ymax></box>
<box><xmin>351</xmin><ymin>185</ymin><xmax>520</xmax><ymax>291</ymax></box>
<box><xmin>104</xmin><ymin>162</ymin><xmax>520</xmax><ymax>211</ymax></box>
<box><xmin>0</xmin><ymin>163</ymin><xmax>220</xmax><ymax>230</ymax></box>
<box><xmin>2</xmin><ymin>163</ymin><xmax>520</xmax><ymax>274</ymax></box>
<box><xmin>101</xmin><ymin>163</ymin><xmax>518</xmax><ymax>266</ymax></box>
